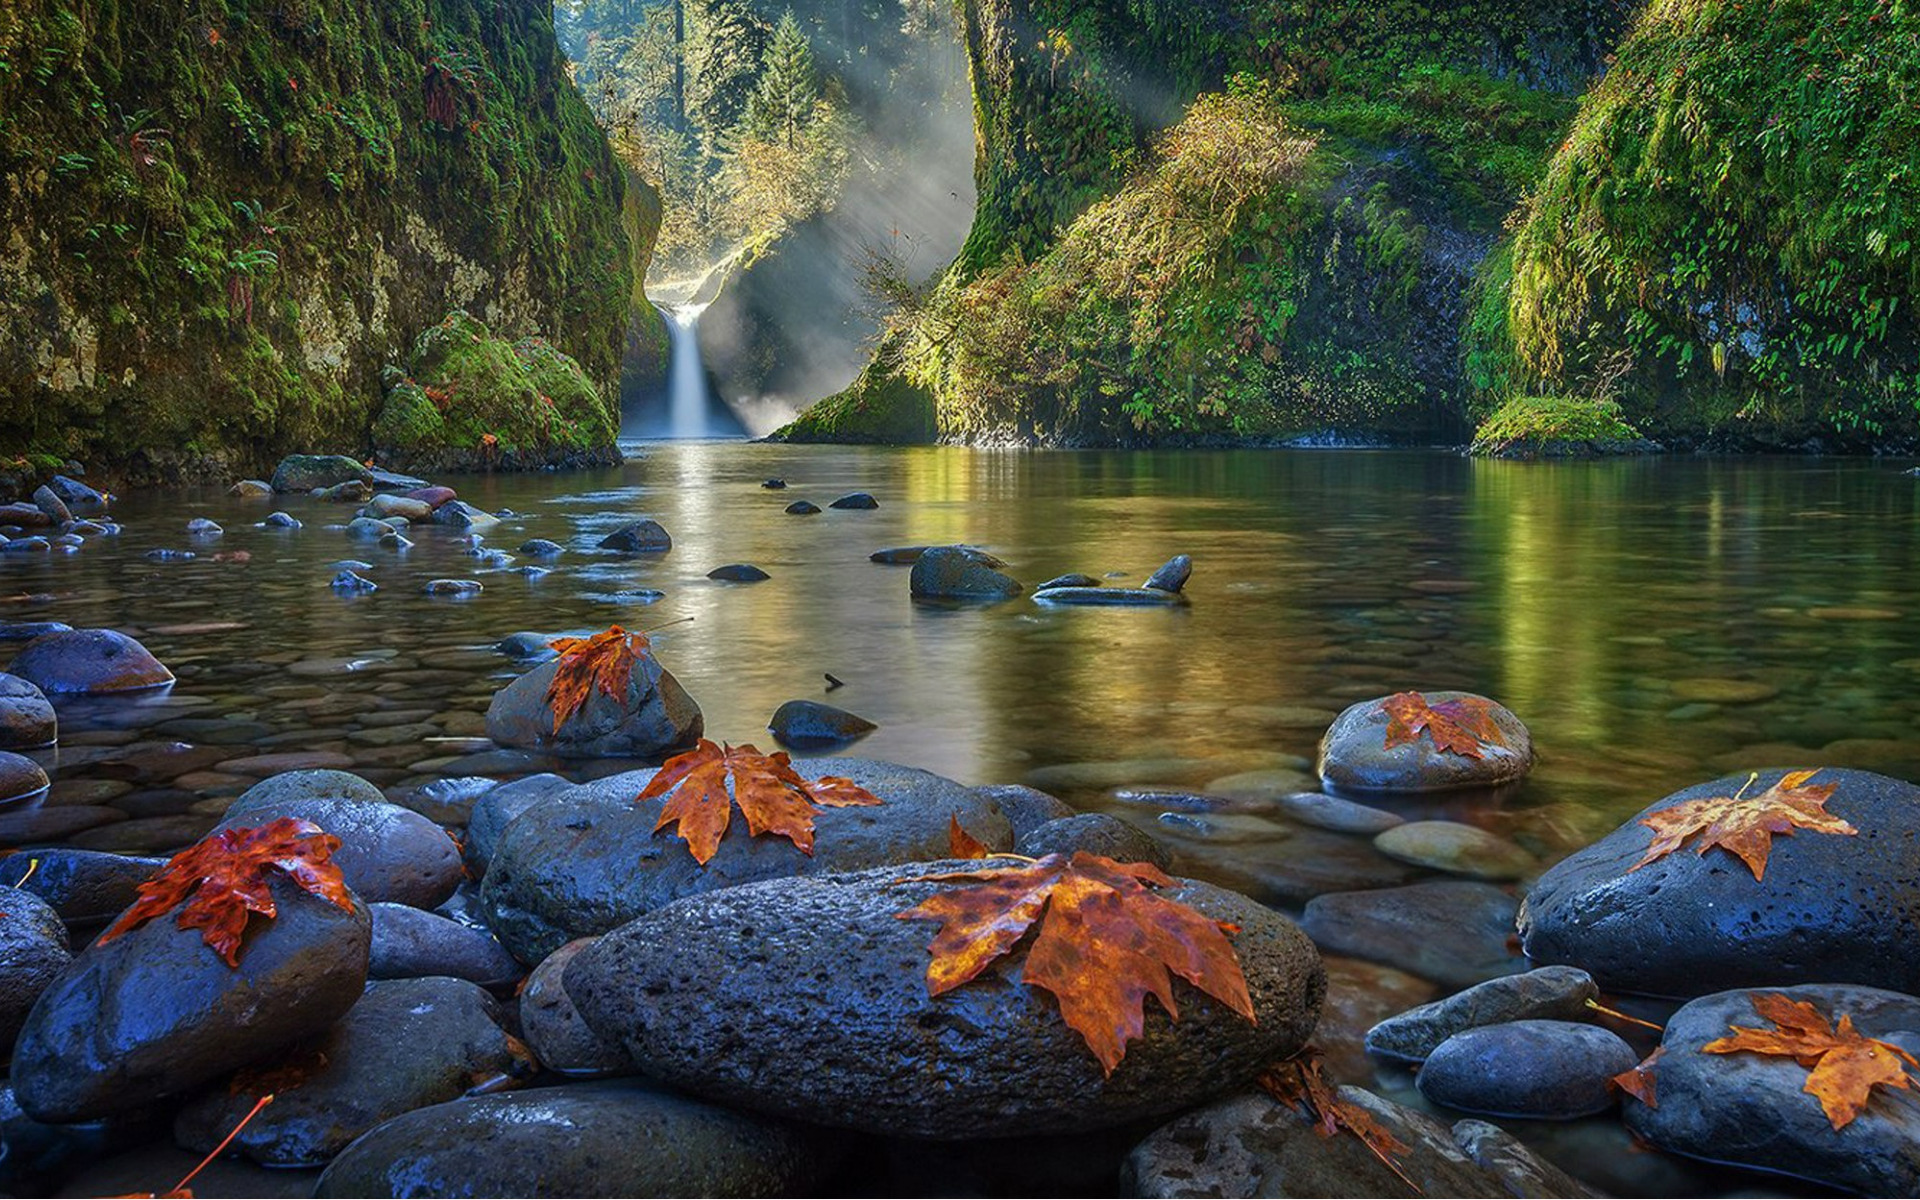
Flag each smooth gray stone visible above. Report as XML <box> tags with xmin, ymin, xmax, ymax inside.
<box><xmin>1367</xmin><ymin>966</ymin><xmax>1600</xmax><ymax>1063</ymax></box>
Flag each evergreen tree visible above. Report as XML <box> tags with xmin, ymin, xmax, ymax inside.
<box><xmin>685</xmin><ymin>0</ymin><xmax>766</xmax><ymax>160</ymax></box>
<box><xmin>744</xmin><ymin>11</ymin><xmax>819</xmax><ymax>149</ymax></box>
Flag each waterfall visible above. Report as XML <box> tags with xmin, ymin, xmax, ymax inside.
<box><xmin>660</xmin><ymin>301</ymin><xmax>716</xmax><ymax>438</ymax></box>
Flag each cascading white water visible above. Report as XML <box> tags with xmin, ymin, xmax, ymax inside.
<box><xmin>660</xmin><ymin>300</ymin><xmax>716</xmax><ymax>438</ymax></box>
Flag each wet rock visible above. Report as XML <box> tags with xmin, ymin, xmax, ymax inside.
<box><xmin>48</xmin><ymin>475</ymin><xmax>108</xmax><ymax>510</ymax></box>
<box><xmin>1302</xmin><ymin>880</ymin><xmax>1524</xmax><ymax>990</ymax></box>
<box><xmin>829</xmin><ymin>492</ymin><xmax>879</xmax><ymax>510</ymax></box>
<box><xmin>1037</xmin><ymin>573</ymin><xmax>1103</xmax><ymax>590</ymax></box>
<box><xmin>184</xmin><ymin>518</ymin><xmax>222</xmax><ymax>537</ymax></box>
<box><xmin>768</xmin><ymin>699</ymin><xmax>876</xmax><ymax>747</ymax></box>
<box><xmin>230</xmin><ymin>769</ymin><xmax>387</xmax><ymax>812</ymax></box>
<box><xmin>344</xmin><ymin>517</ymin><xmax>391</xmax><ymax>542</ymax></box>
<box><xmin>481</xmin><ymin>759</ymin><xmax>1014</xmax><ymax>964</ymax></box>
<box><xmin>598</xmin><ymin>519</ymin><xmax>671</xmax><ymax>552</ymax></box>
<box><xmin>485</xmin><ymin>652</ymin><xmax>701</xmax><ymax>760</ymax></box>
<box><xmin>785</xmin><ymin>500</ymin><xmax>821</xmax><ymax>515</ymax></box>
<box><xmin>1374</xmin><ymin>821</ymin><xmax>1537</xmax><ymax>881</ymax></box>
<box><xmin>174</xmin><ymin>977</ymin><xmax>531</xmax><ymax>1167</ymax></box>
<box><xmin>0</xmin><ymin>620</ymin><xmax>71</xmax><ymax>642</ymax></box>
<box><xmin>0</xmin><ymin>748</ymin><xmax>50</xmax><ymax>803</ymax></box>
<box><xmin>464</xmin><ymin>774</ymin><xmax>575</xmax><ymax>875</ymax></box>
<box><xmin>214</xmin><ymin>798</ymin><xmax>462</xmax><ymax>910</ymax></box>
<box><xmin>330</xmin><ymin>570</ymin><xmax>377</xmax><ymax>594</ymax></box>
<box><xmin>367</xmin><ymin>468</ymin><xmax>431</xmax><ymax>493</ymax></box>
<box><xmin>1205</xmin><ymin>767</ymin><xmax>1318</xmax><ymax>803</ymax></box>
<box><xmin>1017</xmin><ymin>813</ymin><xmax>1173</xmax><ymax>870</ymax></box>
<box><xmin>11</xmin><ymin>874</ymin><xmax>370</xmax><ymax>1121</ymax></box>
<box><xmin>32</xmin><ymin>486</ymin><xmax>72</xmax><ymax>526</ymax></box>
<box><xmin>396</xmin><ymin>776</ymin><xmax>495</xmax><ymax>826</ymax></box>
<box><xmin>911</xmin><ymin>546</ymin><xmax>1022</xmax><ymax>600</ymax></box>
<box><xmin>1367</xmin><ymin>966</ymin><xmax>1600</xmax><ymax>1064</ymax></box>
<box><xmin>566</xmin><ymin>864</ymin><xmax>1323</xmax><ymax>1138</ymax></box>
<box><xmin>1450</xmin><ymin>1120</ymin><xmax>1600</xmax><ymax>1198</ymax></box>
<box><xmin>870</xmin><ymin>545</ymin><xmax>931</xmax><ymax>563</ymax></box>
<box><xmin>1318</xmin><ymin>692</ymin><xmax>1533</xmax><ymax>793</ymax></box>
<box><xmin>1122</xmin><ymin>1086</ymin><xmax>1581</xmax><ymax>1198</ymax></box>
<box><xmin>1144</xmin><ymin>554</ymin><xmax>1192</xmax><ymax>593</ymax></box>
<box><xmin>1034</xmin><ymin>586</ymin><xmax>1184</xmax><ymax>607</ymax></box>
<box><xmin>144</xmin><ymin>546</ymin><xmax>193</xmax><ymax>561</ymax></box>
<box><xmin>431</xmin><ymin>500</ymin><xmax>499</xmax><ymax>532</ymax></box>
<box><xmin>971</xmin><ymin>783</ymin><xmax>1075</xmax><ymax>839</ymax></box>
<box><xmin>5</xmin><ymin>848</ymin><xmax>165</xmax><ymax>925</ymax></box>
<box><xmin>708</xmin><ymin>563</ymin><xmax>770</xmax><ymax>582</ymax></box>
<box><xmin>520</xmin><ymin>938</ymin><xmax>638</xmax><ymax>1077</ymax></box>
<box><xmin>5</xmin><ymin>536</ymin><xmax>51</xmax><ymax>553</ymax></box>
<box><xmin>272</xmin><ymin>455</ymin><xmax>372</xmax><ymax>493</ymax></box>
<box><xmin>369</xmin><ymin>903</ymin><xmax>522</xmax><ymax>988</ymax></box>
<box><xmin>1274</xmin><ymin>791</ymin><xmax>1403</xmax><ymax>835</ymax></box>
<box><xmin>0</xmin><ymin>503</ymin><xmax>50</xmax><ymax>528</ymax></box>
<box><xmin>1520</xmin><ymin>767</ymin><xmax>1920</xmax><ymax>996</ymax></box>
<box><xmin>494</xmin><ymin>631</ymin><xmax>557</xmax><ymax>660</ymax></box>
<box><xmin>762</xmin><ymin>478</ymin><xmax>787</xmax><ymax>489</ymax></box>
<box><xmin>229</xmin><ymin>479</ymin><xmax>273</xmax><ymax>499</ymax></box>
<box><xmin>10</xmin><ymin>628</ymin><xmax>174</xmax><ymax>694</ymax></box>
<box><xmin>314</xmin><ymin>1079</ymin><xmax>834</xmax><ymax>1198</ymax></box>
<box><xmin>365</xmin><ymin>494</ymin><xmax>432</xmax><ymax>523</ymax></box>
<box><xmin>0</xmin><ymin>887</ymin><xmax>70</xmax><ymax>1051</ymax></box>
<box><xmin>1624</xmin><ymin>984</ymin><xmax>1920</xmax><ymax>1195</ymax></box>
<box><xmin>0</xmin><ymin>674</ymin><xmax>54</xmax><ymax>750</ymax></box>
<box><xmin>407</xmin><ymin>485</ymin><xmax>457</xmax><ymax>509</ymax></box>
<box><xmin>1416</xmin><ymin>1020</ymin><xmax>1635</xmax><ymax>1119</ymax></box>
<box><xmin>262</xmin><ymin>511</ymin><xmax>302</xmax><ymax>529</ymax></box>
<box><xmin>0</xmin><ymin>806</ymin><xmax>124</xmax><ymax>844</ymax></box>
<box><xmin>1204</xmin><ymin>828</ymin><xmax>1429</xmax><ymax>909</ymax></box>
<box><xmin>519</xmin><ymin>538</ymin><xmax>565</xmax><ymax>558</ymax></box>
<box><xmin>422</xmin><ymin>578</ymin><xmax>483</xmax><ymax>597</ymax></box>
<box><xmin>316</xmin><ymin>480</ymin><xmax>372</xmax><ymax>503</ymax></box>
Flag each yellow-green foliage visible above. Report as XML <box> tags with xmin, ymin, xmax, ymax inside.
<box><xmin>1499</xmin><ymin>0</ymin><xmax>1920</xmax><ymax>439</ymax></box>
<box><xmin>1470</xmin><ymin>394</ymin><xmax>1644</xmax><ymax>453</ymax></box>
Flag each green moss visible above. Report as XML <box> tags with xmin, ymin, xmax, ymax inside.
<box><xmin>1471</xmin><ymin>394</ymin><xmax>1644</xmax><ymax>451</ymax></box>
<box><xmin>775</xmin><ymin>347</ymin><xmax>938</xmax><ymax>443</ymax></box>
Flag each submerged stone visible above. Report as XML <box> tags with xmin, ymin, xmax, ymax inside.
<box><xmin>9</xmin><ymin>629</ymin><xmax>174</xmax><ymax>694</ymax></box>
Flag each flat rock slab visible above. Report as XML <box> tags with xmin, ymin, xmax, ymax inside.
<box><xmin>1625</xmin><ymin>984</ymin><xmax>1920</xmax><ymax>1196</ymax></box>
<box><xmin>1302</xmin><ymin>880</ymin><xmax>1525</xmax><ymax>990</ymax></box>
<box><xmin>479</xmin><ymin>758</ymin><xmax>1014</xmax><ymax>964</ymax></box>
<box><xmin>1034</xmin><ymin>586</ymin><xmax>1184</xmax><ymax>607</ymax></box>
<box><xmin>313</xmin><ymin>1080</ymin><xmax>835</xmax><ymax>1199</ymax></box>
<box><xmin>1520</xmin><ymin>767</ymin><xmax>1920</xmax><ymax>997</ymax></box>
<box><xmin>566</xmin><ymin>862</ymin><xmax>1323</xmax><ymax>1139</ymax></box>
<box><xmin>1317</xmin><ymin>692</ymin><xmax>1532</xmax><ymax>794</ymax></box>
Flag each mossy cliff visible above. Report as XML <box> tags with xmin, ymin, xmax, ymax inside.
<box><xmin>1485</xmin><ymin>0</ymin><xmax>1920</xmax><ymax>448</ymax></box>
<box><xmin>782</xmin><ymin>0</ymin><xmax>1634</xmax><ymax>445</ymax></box>
<box><xmin>0</xmin><ymin>0</ymin><xmax>647</xmax><ymax>482</ymax></box>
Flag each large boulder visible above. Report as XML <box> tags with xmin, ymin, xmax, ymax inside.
<box><xmin>485</xmin><ymin>654</ymin><xmax>703</xmax><ymax>760</ymax></box>
<box><xmin>1519</xmin><ymin>767</ymin><xmax>1920</xmax><ymax>996</ymax></box>
<box><xmin>10</xmin><ymin>875</ymin><xmax>371</xmax><ymax>1121</ymax></box>
<box><xmin>1317</xmin><ymin>692</ymin><xmax>1532</xmax><ymax>793</ymax></box>
<box><xmin>8</xmin><ymin>629</ymin><xmax>174</xmax><ymax>694</ymax></box>
<box><xmin>479</xmin><ymin>758</ymin><xmax>1015</xmax><ymax>964</ymax></box>
<box><xmin>565</xmin><ymin>863</ymin><xmax>1323</xmax><ymax>1138</ymax></box>
<box><xmin>271</xmin><ymin>455</ymin><xmax>373</xmax><ymax>494</ymax></box>
<box><xmin>173</xmin><ymin>977</ymin><xmax>532</xmax><ymax>1167</ymax></box>
<box><xmin>464</xmin><ymin>774</ymin><xmax>575</xmax><ymax>875</ymax></box>
<box><xmin>0</xmin><ymin>674</ymin><xmax>56</xmax><ymax>750</ymax></box>
<box><xmin>910</xmin><ymin>546</ymin><xmax>1023</xmax><ymax>600</ymax></box>
<box><xmin>214</xmin><ymin>799</ymin><xmax>462</xmax><ymax>910</ymax></box>
<box><xmin>1624</xmin><ymin>984</ymin><xmax>1920</xmax><ymax>1196</ymax></box>
<box><xmin>0</xmin><ymin>888</ymin><xmax>70</xmax><ymax>1052</ymax></box>
<box><xmin>313</xmin><ymin>1080</ymin><xmax>835</xmax><ymax>1198</ymax></box>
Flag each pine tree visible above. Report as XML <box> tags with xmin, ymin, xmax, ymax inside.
<box><xmin>744</xmin><ymin>10</ymin><xmax>819</xmax><ymax>149</ymax></box>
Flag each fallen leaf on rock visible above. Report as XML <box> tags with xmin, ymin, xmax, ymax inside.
<box><xmin>545</xmin><ymin>626</ymin><xmax>653</xmax><ymax>735</ymax></box>
<box><xmin>1703</xmin><ymin>992</ymin><xmax>1916</xmax><ymax>1130</ymax></box>
<box><xmin>98</xmin><ymin>817</ymin><xmax>355</xmax><ymax>967</ymax></box>
<box><xmin>1259</xmin><ymin>1048</ymin><xmax>1418</xmax><ymax>1192</ymax></box>
<box><xmin>1380</xmin><ymin>692</ymin><xmax>1504</xmax><ymax>760</ymax></box>
<box><xmin>948</xmin><ymin>815</ymin><xmax>991</xmax><ymax>859</ymax></box>
<box><xmin>1611</xmin><ymin>1046</ymin><xmax>1663</xmax><ymax>1108</ymax></box>
<box><xmin>641</xmin><ymin>739</ymin><xmax>882</xmax><ymax>864</ymax></box>
<box><xmin>896</xmin><ymin>851</ymin><xmax>1254</xmax><ymax>1075</ymax></box>
<box><xmin>1630</xmin><ymin>769</ymin><xmax>1855</xmax><ymax>881</ymax></box>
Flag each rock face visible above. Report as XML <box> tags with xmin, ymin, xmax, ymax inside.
<box><xmin>519</xmin><ymin>938</ymin><xmax>639</xmax><ymax>1077</ymax></box>
<box><xmin>369</xmin><ymin>903</ymin><xmax>522</xmax><ymax>988</ymax></box>
<box><xmin>598</xmin><ymin>519</ymin><xmax>672</xmax><ymax>553</ymax></box>
<box><xmin>1520</xmin><ymin>767</ymin><xmax>1920</xmax><ymax>996</ymax></box>
<box><xmin>272</xmin><ymin>456</ymin><xmax>374</xmax><ymax>493</ymax></box>
<box><xmin>173</xmin><ymin>977</ymin><xmax>530</xmax><ymax>1167</ymax></box>
<box><xmin>566</xmin><ymin>863</ymin><xmax>1323</xmax><ymax>1138</ymax></box>
<box><xmin>1121</xmin><ymin>1087</ymin><xmax>1588</xmax><ymax>1198</ymax></box>
<box><xmin>1317</xmin><ymin>692</ymin><xmax>1533</xmax><ymax>793</ymax></box>
<box><xmin>9</xmin><ymin>629</ymin><xmax>174</xmax><ymax>694</ymax></box>
<box><xmin>10</xmin><ymin>875</ymin><xmax>370</xmax><ymax>1121</ymax></box>
<box><xmin>1366</xmin><ymin>966</ymin><xmax>1599</xmax><ymax>1063</ymax></box>
<box><xmin>768</xmin><ymin>699</ymin><xmax>877</xmax><ymax>747</ymax></box>
<box><xmin>0</xmin><ymin>674</ymin><xmax>56</xmax><ymax>749</ymax></box>
<box><xmin>486</xmin><ymin>653</ymin><xmax>703</xmax><ymax>760</ymax></box>
<box><xmin>214</xmin><ymin>799</ymin><xmax>463</xmax><ymax>910</ymax></box>
<box><xmin>1033</xmin><ymin>586</ymin><xmax>1184</xmax><ymax>607</ymax></box>
<box><xmin>1415</xmin><ymin>1020</ymin><xmax>1636</xmax><ymax>1119</ymax></box>
<box><xmin>910</xmin><ymin>546</ymin><xmax>1023</xmax><ymax>600</ymax></box>
<box><xmin>480</xmin><ymin>759</ymin><xmax>1015</xmax><ymax>963</ymax></box>
<box><xmin>1624</xmin><ymin>984</ymin><xmax>1920</xmax><ymax>1196</ymax></box>
<box><xmin>0</xmin><ymin>888</ymin><xmax>70</xmax><ymax>1052</ymax></box>
<box><xmin>313</xmin><ymin>1080</ymin><xmax>834</xmax><ymax>1199</ymax></box>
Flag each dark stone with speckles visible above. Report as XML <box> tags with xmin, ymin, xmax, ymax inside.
<box><xmin>971</xmin><ymin>783</ymin><xmax>1074</xmax><ymax>839</ymax></box>
<box><xmin>567</xmin><ymin>863</ymin><xmax>1322</xmax><ymax>1138</ymax></box>
<box><xmin>213</xmin><ymin>798</ymin><xmax>463</xmax><ymax>910</ymax></box>
<box><xmin>464</xmin><ymin>774</ymin><xmax>574</xmax><ymax>875</ymax></box>
<box><xmin>1520</xmin><ymin>768</ymin><xmax>1920</xmax><ymax>997</ymax></box>
<box><xmin>0</xmin><ymin>887</ymin><xmax>69</xmax><ymax>1051</ymax></box>
<box><xmin>1318</xmin><ymin>691</ymin><xmax>1532</xmax><ymax>794</ymax></box>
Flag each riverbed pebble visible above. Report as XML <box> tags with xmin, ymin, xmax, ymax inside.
<box><xmin>0</xmin><ymin>673</ymin><xmax>56</xmax><ymax>749</ymax></box>
<box><xmin>1317</xmin><ymin>691</ymin><xmax>1533</xmax><ymax>793</ymax></box>
<box><xmin>1416</xmin><ymin>1020</ymin><xmax>1636</xmax><ymax>1119</ymax></box>
<box><xmin>1366</xmin><ymin>966</ymin><xmax>1600</xmax><ymax>1063</ymax></box>
<box><xmin>767</xmin><ymin>698</ymin><xmax>876</xmax><ymax>747</ymax></box>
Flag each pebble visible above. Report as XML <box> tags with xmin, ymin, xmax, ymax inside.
<box><xmin>1373</xmin><ymin>821</ymin><xmax>1537</xmax><ymax>881</ymax></box>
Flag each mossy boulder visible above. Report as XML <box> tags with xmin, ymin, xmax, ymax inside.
<box><xmin>774</xmin><ymin>345</ymin><xmax>937</xmax><ymax>445</ymax></box>
<box><xmin>371</xmin><ymin>312</ymin><xmax>621</xmax><ymax>473</ymax></box>
<box><xmin>1468</xmin><ymin>395</ymin><xmax>1659</xmax><ymax>459</ymax></box>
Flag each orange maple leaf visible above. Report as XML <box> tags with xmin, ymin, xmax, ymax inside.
<box><xmin>1259</xmin><ymin>1048</ymin><xmax>1419</xmax><ymax>1192</ymax></box>
<box><xmin>98</xmin><ymin>818</ymin><xmax>355</xmax><ymax>967</ymax></box>
<box><xmin>1630</xmin><ymin>769</ymin><xmax>1856</xmax><ymax>881</ymax></box>
<box><xmin>1611</xmin><ymin>1046</ymin><xmax>1663</xmax><ymax>1108</ymax></box>
<box><xmin>948</xmin><ymin>814</ymin><xmax>991</xmax><ymax>859</ymax></box>
<box><xmin>640</xmin><ymin>740</ymin><xmax>883</xmax><ymax>864</ymax></box>
<box><xmin>1380</xmin><ymin>691</ymin><xmax>1505</xmax><ymax>759</ymax></box>
<box><xmin>1703</xmin><ymin>992</ymin><xmax>1917</xmax><ymax>1130</ymax></box>
<box><xmin>895</xmin><ymin>851</ymin><xmax>1255</xmax><ymax>1075</ymax></box>
<box><xmin>545</xmin><ymin>626</ymin><xmax>653</xmax><ymax>735</ymax></box>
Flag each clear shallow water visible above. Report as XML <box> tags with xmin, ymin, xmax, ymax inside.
<box><xmin>5</xmin><ymin>442</ymin><xmax>1917</xmax><ymax>1194</ymax></box>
